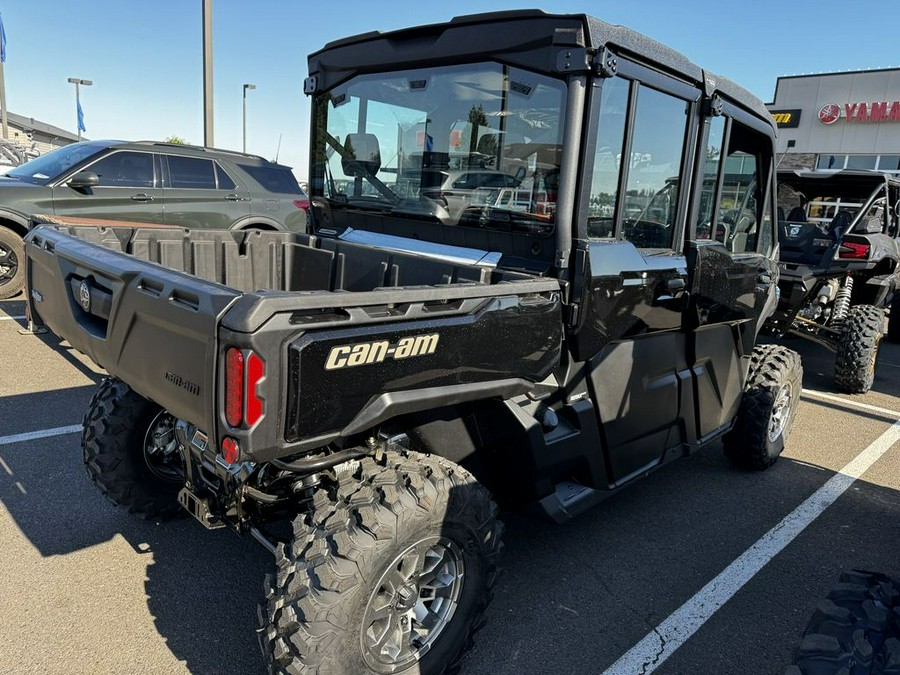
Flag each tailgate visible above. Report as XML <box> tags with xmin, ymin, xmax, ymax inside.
<box><xmin>25</xmin><ymin>226</ymin><xmax>240</xmax><ymax>431</ymax></box>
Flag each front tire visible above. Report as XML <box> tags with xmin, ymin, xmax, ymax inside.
<box><xmin>725</xmin><ymin>344</ymin><xmax>803</xmax><ymax>470</ymax></box>
<box><xmin>0</xmin><ymin>225</ymin><xmax>24</xmax><ymax>300</ymax></box>
<box><xmin>82</xmin><ymin>377</ymin><xmax>185</xmax><ymax>520</ymax></box>
<box><xmin>258</xmin><ymin>450</ymin><xmax>502</xmax><ymax>675</ymax></box>
<box><xmin>834</xmin><ymin>305</ymin><xmax>884</xmax><ymax>394</ymax></box>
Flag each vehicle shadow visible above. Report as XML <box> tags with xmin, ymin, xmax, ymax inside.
<box><xmin>0</xmin><ymin>394</ymin><xmax>270</xmax><ymax>674</ymax></box>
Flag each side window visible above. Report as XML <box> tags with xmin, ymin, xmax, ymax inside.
<box><xmin>87</xmin><ymin>151</ymin><xmax>155</xmax><ymax>188</ymax></box>
<box><xmin>720</xmin><ymin>122</ymin><xmax>771</xmax><ymax>254</ymax></box>
<box><xmin>621</xmin><ymin>86</ymin><xmax>689</xmax><ymax>249</ymax></box>
<box><xmin>586</xmin><ymin>78</ymin><xmax>689</xmax><ymax>249</ymax></box>
<box><xmin>167</xmin><ymin>156</ymin><xmax>217</xmax><ymax>189</ymax></box>
<box><xmin>696</xmin><ymin>117</ymin><xmax>725</xmax><ymax>240</ymax></box>
<box><xmin>215</xmin><ymin>163</ymin><xmax>236</xmax><ymax>190</ymax></box>
<box><xmin>588</xmin><ymin>77</ymin><xmax>628</xmax><ymax>239</ymax></box>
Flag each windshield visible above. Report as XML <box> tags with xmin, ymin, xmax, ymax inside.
<box><xmin>312</xmin><ymin>62</ymin><xmax>567</xmax><ymax>237</ymax></box>
<box><xmin>7</xmin><ymin>141</ymin><xmax>113</xmax><ymax>185</ymax></box>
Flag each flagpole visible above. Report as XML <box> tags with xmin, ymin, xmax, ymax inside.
<box><xmin>0</xmin><ymin>59</ymin><xmax>8</xmax><ymax>140</ymax></box>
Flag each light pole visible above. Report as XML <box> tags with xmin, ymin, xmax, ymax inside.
<box><xmin>242</xmin><ymin>83</ymin><xmax>255</xmax><ymax>153</ymax></box>
<box><xmin>67</xmin><ymin>77</ymin><xmax>92</xmax><ymax>141</ymax></box>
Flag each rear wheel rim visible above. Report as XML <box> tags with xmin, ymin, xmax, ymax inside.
<box><xmin>0</xmin><ymin>240</ymin><xmax>18</xmax><ymax>286</ymax></box>
<box><xmin>768</xmin><ymin>381</ymin><xmax>793</xmax><ymax>443</ymax></box>
<box><xmin>142</xmin><ymin>410</ymin><xmax>182</xmax><ymax>482</ymax></box>
<box><xmin>361</xmin><ymin>535</ymin><xmax>465</xmax><ymax>671</ymax></box>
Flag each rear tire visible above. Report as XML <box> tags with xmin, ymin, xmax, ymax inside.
<box><xmin>787</xmin><ymin>570</ymin><xmax>900</xmax><ymax>674</ymax></box>
<box><xmin>835</xmin><ymin>305</ymin><xmax>884</xmax><ymax>394</ymax></box>
<box><xmin>0</xmin><ymin>225</ymin><xmax>24</xmax><ymax>300</ymax></box>
<box><xmin>258</xmin><ymin>450</ymin><xmax>502</xmax><ymax>675</ymax></box>
<box><xmin>724</xmin><ymin>344</ymin><xmax>803</xmax><ymax>470</ymax></box>
<box><xmin>82</xmin><ymin>377</ymin><xmax>185</xmax><ymax>520</ymax></box>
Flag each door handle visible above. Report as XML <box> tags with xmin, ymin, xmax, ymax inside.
<box><xmin>225</xmin><ymin>193</ymin><xmax>243</xmax><ymax>202</ymax></box>
<box><xmin>131</xmin><ymin>193</ymin><xmax>154</xmax><ymax>202</ymax></box>
<box><xmin>757</xmin><ymin>273</ymin><xmax>772</xmax><ymax>284</ymax></box>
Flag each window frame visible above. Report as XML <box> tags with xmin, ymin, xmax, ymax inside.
<box><xmin>578</xmin><ymin>56</ymin><xmax>701</xmax><ymax>251</ymax></box>
<box><xmin>79</xmin><ymin>149</ymin><xmax>159</xmax><ymax>189</ymax></box>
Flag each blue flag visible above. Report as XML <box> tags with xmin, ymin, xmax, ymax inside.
<box><xmin>0</xmin><ymin>13</ymin><xmax>7</xmax><ymax>63</ymax></box>
<box><xmin>77</xmin><ymin>99</ymin><xmax>86</xmax><ymax>133</ymax></box>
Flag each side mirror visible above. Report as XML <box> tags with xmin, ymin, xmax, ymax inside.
<box><xmin>341</xmin><ymin>133</ymin><xmax>381</xmax><ymax>177</ymax></box>
<box><xmin>68</xmin><ymin>171</ymin><xmax>99</xmax><ymax>188</ymax></box>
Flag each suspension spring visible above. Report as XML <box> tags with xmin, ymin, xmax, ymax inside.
<box><xmin>831</xmin><ymin>276</ymin><xmax>854</xmax><ymax>329</ymax></box>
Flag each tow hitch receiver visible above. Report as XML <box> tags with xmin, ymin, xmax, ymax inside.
<box><xmin>178</xmin><ymin>487</ymin><xmax>226</xmax><ymax>529</ymax></box>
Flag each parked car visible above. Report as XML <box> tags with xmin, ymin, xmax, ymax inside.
<box><xmin>0</xmin><ymin>140</ymin><xmax>308</xmax><ymax>299</ymax></box>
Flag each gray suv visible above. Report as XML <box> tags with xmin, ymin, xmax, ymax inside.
<box><xmin>0</xmin><ymin>140</ymin><xmax>308</xmax><ymax>298</ymax></box>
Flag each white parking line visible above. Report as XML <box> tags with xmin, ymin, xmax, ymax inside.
<box><xmin>0</xmin><ymin>315</ymin><xmax>25</xmax><ymax>321</ymax></box>
<box><xmin>603</xmin><ymin>416</ymin><xmax>900</xmax><ymax>675</ymax></box>
<box><xmin>0</xmin><ymin>425</ymin><xmax>82</xmax><ymax>446</ymax></box>
<box><xmin>803</xmin><ymin>388</ymin><xmax>900</xmax><ymax>418</ymax></box>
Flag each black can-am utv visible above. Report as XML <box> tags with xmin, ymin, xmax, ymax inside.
<box><xmin>764</xmin><ymin>169</ymin><xmax>900</xmax><ymax>393</ymax></box>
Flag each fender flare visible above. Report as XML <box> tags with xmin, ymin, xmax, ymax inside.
<box><xmin>229</xmin><ymin>216</ymin><xmax>284</xmax><ymax>231</ymax></box>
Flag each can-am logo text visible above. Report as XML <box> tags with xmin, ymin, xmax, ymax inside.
<box><xmin>325</xmin><ymin>334</ymin><xmax>440</xmax><ymax>370</ymax></box>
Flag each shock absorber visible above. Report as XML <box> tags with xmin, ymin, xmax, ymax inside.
<box><xmin>831</xmin><ymin>276</ymin><xmax>854</xmax><ymax>329</ymax></box>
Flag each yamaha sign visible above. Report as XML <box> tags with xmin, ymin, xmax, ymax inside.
<box><xmin>818</xmin><ymin>100</ymin><xmax>900</xmax><ymax>124</ymax></box>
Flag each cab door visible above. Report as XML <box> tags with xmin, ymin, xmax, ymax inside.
<box><xmin>574</xmin><ymin>66</ymin><xmax>699</xmax><ymax>485</ymax></box>
<box><xmin>51</xmin><ymin>149</ymin><xmax>165</xmax><ymax>224</ymax></box>
<box><xmin>686</xmin><ymin>110</ymin><xmax>779</xmax><ymax>438</ymax></box>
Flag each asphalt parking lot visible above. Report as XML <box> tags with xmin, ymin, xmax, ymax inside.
<box><xmin>2</xmin><ymin>295</ymin><xmax>900</xmax><ymax>675</ymax></box>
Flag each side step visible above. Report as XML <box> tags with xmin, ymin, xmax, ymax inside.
<box><xmin>539</xmin><ymin>481</ymin><xmax>609</xmax><ymax>523</ymax></box>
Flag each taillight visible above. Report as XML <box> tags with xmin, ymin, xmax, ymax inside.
<box><xmin>221</xmin><ymin>436</ymin><xmax>239</xmax><ymax>464</ymax></box>
<box><xmin>292</xmin><ymin>199</ymin><xmax>310</xmax><ymax>212</ymax></box>
<box><xmin>838</xmin><ymin>242</ymin><xmax>870</xmax><ymax>259</ymax></box>
<box><xmin>246</xmin><ymin>352</ymin><xmax>265</xmax><ymax>426</ymax></box>
<box><xmin>225</xmin><ymin>347</ymin><xmax>244</xmax><ymax>427</ymax></box>
<box><xmin>224</xmin><ymin>347</ymin><xmax>265</xmax><ymax>429</ymax></box>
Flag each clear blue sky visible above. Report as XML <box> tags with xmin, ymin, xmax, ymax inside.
<box><xmin>2</xmin><ymin>1</ymin><xmax>899</xmax><ymax>179</ymax></box>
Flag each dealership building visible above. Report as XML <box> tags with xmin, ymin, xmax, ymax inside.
<box><xmin>766</xmin><ymin>67</ymin><xmax>900</xmax><ymax>174</ymax></box>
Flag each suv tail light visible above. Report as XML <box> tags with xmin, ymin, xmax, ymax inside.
<box><xmin>223</xmin><ymin>347</ymin><xmax>266</xmax><ymax>428</ymax></box>
<box><xmin>838</xmin><ymin>242</ymin><xmax>870</xmax><ymax>259</ymax></box>
<box><xmin>292</xmin><ymin>199</ymin><xmax>310</xmax><ymax>212</ymax></box>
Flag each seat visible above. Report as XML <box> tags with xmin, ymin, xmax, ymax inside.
<box><xmin>786</xmin><ymin>206</ymin><xmax>807</xmax><ymax>222</ymax></box>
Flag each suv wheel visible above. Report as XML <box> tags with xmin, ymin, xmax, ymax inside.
<box><xmin>258</xmin><ymin>450</ymin><xmax>502</xmax><ymax>675</ymax></box>
<box><xmin>724</xmin><ymin>344</ymin><xmax>803</xmax><ymax>470</ymax></box>
<box><xmin>834</xmin><ymin>305</ymin><xmax>884</xmax><ymax>394</ymax></box>
<box><xmin>0</xmin><ymin>225</ymin><xmax>24</xmax><ymax>300</ymax></box>
<box><xmin>82</xmin><ymin>377</ymin><xmax>185</xmax><ymax>520</ymax></box>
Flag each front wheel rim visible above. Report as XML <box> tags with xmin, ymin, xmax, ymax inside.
<box><xmin>361</xmin><ymin>535</ymin><xmax>465</xmax><ymax>671</ymax></box>
<box><xmin>0</xmin><ymin>240</ymin><xmax>18</xmax><ymax>285</ymax></box>
<box><xmin>768</xmin><ymin>381</ymin><xmax>793</xmax><ymax>443</ymax></box>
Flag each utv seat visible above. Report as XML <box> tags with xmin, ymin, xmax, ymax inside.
<box><xmin>786</xmin><ymin>206</ymin><xmax>807</xmax><ymax>222</ymax></box>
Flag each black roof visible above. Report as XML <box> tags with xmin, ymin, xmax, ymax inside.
<box><xmin>310</xmin><ymin>9</ymin><xmax>772</xmax><ymax>127</ymax></box>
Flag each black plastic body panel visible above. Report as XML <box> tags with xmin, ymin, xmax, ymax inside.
<box><xmin>25</xmin><ymin>225</ymin><xmax>562</xmax><ymax>463</ymax></box>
